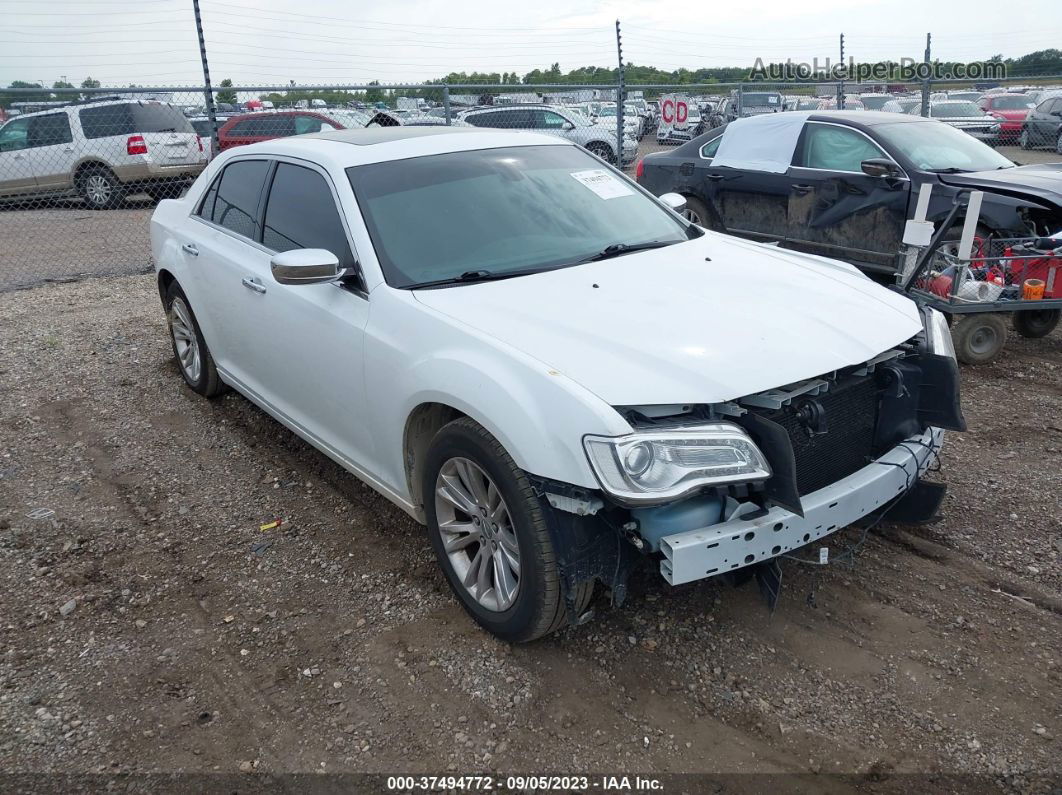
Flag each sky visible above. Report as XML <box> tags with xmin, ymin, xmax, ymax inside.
<box><xmin>2</xmin><ymin>0</ymin><xmax>1060</xmax><ymax>88</ymax></box>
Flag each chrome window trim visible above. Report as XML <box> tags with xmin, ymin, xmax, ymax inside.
<box><xmin>188</xmin><ymin>153</ymin><xmax>368</xmax><ymax>298</ymax></box>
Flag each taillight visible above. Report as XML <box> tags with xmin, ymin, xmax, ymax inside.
<box><xmin>635</xmin><ymin>158</ymin><xmax>644</xmax><ymax>181</ymax></box>
<box><xmin>127</xmin><ymin>135</ymin><xmax>148</xmax><ymax>155</ymax></box>
<box><xmin>196</xmin><ymin>135</ymin><xmax>204</xmax><ymax>152</ymax></box>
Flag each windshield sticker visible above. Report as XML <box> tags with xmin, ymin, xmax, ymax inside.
<box><xmin>570</xmin><ymin>169</ymin><xmax>634</xmax><ymax>200</ymax></box>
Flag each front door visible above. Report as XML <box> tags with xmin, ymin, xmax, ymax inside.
<box><xmin>0</xmin><ymin>117</ymin><xmax>36</xmax><ymax>197</ymax></box>
<box><xmin>786</xmin><ymin>121</ymin><xmax>909</xmax><ymax>274</ymax></box>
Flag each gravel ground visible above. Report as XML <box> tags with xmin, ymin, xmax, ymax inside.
<box><xmin>1</xmin><ymin>145</ymin><xmax>1058</xmax><ymax>293</ymax></box>
<box><xmin>0</xmin><ymin>275</ymin><xmax>1059</xmax><ymax>790</ymax></box>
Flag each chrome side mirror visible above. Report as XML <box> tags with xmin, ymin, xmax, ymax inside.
<box><xmin>270</xmin><ymin>248</ymin><xmax>341</xmax><ymax>285</ymax></box>
<box><xmin>659</xmin><ymin>192</ymin><xmax>687</xmax><ymax>213</ymax></box>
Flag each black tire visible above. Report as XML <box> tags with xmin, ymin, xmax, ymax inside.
<box><xmin>423</xmin><ymin>417</ymin><xmax>592</xmax><ymax>643</ymax></box>
<box><xmin>1012</xmin><ymin>308</ymin><xmax>1060</xmax><ymax>339</ymax></box>
<box><xmin>1056</xmin><ymin>131</ymin><xmax>1062</xmax><ymax>156</ymax></box>
<box><xmin>586</xmin><ymin>142</ymin><xmax>616</xmax><ymax>165</ymax></box>
<box><xmin>680</xmin><ymin>195</ymin><xmax>723</xmax><ymax>232</ymax></box>
<box><xmin>163</xmin><ymin>281</ymin><xmax>226</xmax><ymax>397</ymax></box>
<box><xmin>1019</xmin><ymin>127</ymin><xmax>1032</xmax><ymax>150</ymax></box>
<box><xmin>147</xmin><ymin>183</ymin><xmax>185</xmax><ymax>203</ymax></box>
<box><xmin>77</xmin><ymin>167</ymin><xmax>125</xmax><ymax>210</ymax></box>
<box><xmin>951</xmin><ymin>313</ymin><xmax>1008</xmax><ymax>365</ymax></box>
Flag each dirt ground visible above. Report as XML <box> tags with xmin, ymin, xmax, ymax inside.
<box><xmin>0</xmin><ymin>275</ymin><xmax>1059</xmax><ymax>791</ymax></box>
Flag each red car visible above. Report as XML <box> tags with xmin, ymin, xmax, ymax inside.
<box><xmin>977</xmin><ymin>94</ymin><xmax>1036</xmax><ymax>143</ymax></box>
<box><xmin>216</xmin><ymin>111</ymin><xmax>343</xmax><ymax>150</ymax></box>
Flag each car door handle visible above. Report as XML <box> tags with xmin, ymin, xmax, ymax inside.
<box><xmin>181</xmin><ymin>243</ymin><xmax>199</xmax><ymax>256</ymax></box>
<box><xmin>241</xmin><ymin>277</ymin><xmax>267</xmax><ymax>294</ymax></box>
<box><xmin>706</xmin><ymin>173</ymin><xmax>724</xmax><ymax>181</ymax></box>
<box><xmin>792</xmin><ymin>184</ymin><xmax>814</xmax><ymax>194</ymax></box>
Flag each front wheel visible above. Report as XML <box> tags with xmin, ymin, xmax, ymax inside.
<box><xmin>586</xmin><ymin>142</ymin><xmax>616</xmax><ymax>165</ymax></box>
<box><xmin>423</xmin><ymin>418</ymin><xmax>591</xmax><ymax>642</ymax></box>
<box><xmin>1056</xmin><ymin>131</ymin><xmax>1062</xmax><ymax>156</ymax></box>
<box><xmin>951</xmin><ymin>313</ymin><xmax>1008</xmax><ymax>365</ymax></box>
<box><xmin>1012</xmin><ymin>308</ymin><xmax>1060</xmax><ymax>339</ymax></box>
<box><xmin>1020</xmin><ymin>127</ymin><xmax>1032</xmax><ymax>150</ymax></box>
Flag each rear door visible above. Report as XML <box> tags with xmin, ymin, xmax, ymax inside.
<box><xmin>185</xmin><ymin>157</ymin><xmax>273</xmax><ymax>392</ymax></box>
<box><xmin>0</xmin><ymin>118</ymin><xmax>36</xmax><ymax>196</ymax></box>
<box><xmin>25</xmin><ymin>113</ymin><xmax>76</xmax><ymax>191</ymax></box>
<box><xmin>785</xmin><ymin>121</ymin><xmax>909</xmax><ymax>273</ymax></box>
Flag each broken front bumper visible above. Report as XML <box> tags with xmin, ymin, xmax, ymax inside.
<box><xmin>659</xmin><ymin>427</ymin><xmax>943</xmax><ymax>585</ymax></box>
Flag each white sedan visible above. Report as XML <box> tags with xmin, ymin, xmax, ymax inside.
<box><xmin>151</xmin><ymin>127</ymin><xmax>964</xmax><ymax>642</ymax></box>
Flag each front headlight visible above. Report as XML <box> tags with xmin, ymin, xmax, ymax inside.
<box><xmin>583</xmin><ymin>423</ymin><xmax>772</xmax><ymax>504</ymax></box>
<box><xmin>923</xmin><ymin>307</ymin><xmax>955</xmax><ymax>360</ymax></box>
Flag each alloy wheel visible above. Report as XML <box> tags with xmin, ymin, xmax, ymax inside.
<box><xmin>169</xmin><ymin>297</ymin><xmax>202</xmax><ymax>383</ymax></box>
<box><xmin>434</xmin><ymin>457</ymin><xmax>520</xmax><ymax>612</ymax></box>
<box><xmin>682</xmin><ymin>207</ymin><xmax>702</xmax><ymax>224</ymax></box>
<box><xmin>85</xmin><ymin>174</ymin><xmax>112</xmax><ymax>206</ymax></box>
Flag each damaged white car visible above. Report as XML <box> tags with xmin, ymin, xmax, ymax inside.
<box><xmin>150</xmin><ymin>127</ymin><xmax>965</xmax><ymax>642</ymax></box>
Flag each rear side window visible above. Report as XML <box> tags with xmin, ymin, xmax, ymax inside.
<box><xmin>80</xmin><ymin>105</ymin><xmax>134</xmax><ymax>139</ymax></box>
<box><xmin>262</xmin><ymin>163</ymin><xmax>354</xmax><ymax>267</ymax></box>
<box><xmin>28</xmin><ymin>113</ymin><xmax>73</xmax><ymax>147</ymax></box>
<box><xmin>465</xmin><ymin>111</ymin><xmax>503</xmax><ymax>128</ymax></box>
<box><xmin>203</xmin><ymin>159</ymin><xmax>270</xmax><ymax>239</ymax></box>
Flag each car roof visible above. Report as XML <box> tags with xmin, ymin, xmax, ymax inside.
<box><xmin>807</xmin><ymin>110</ymin><xmax>931</xmax><ymax>126</ymax></box>
<box><xmin>217</xmin><ymin>127</ymin><xmax>571</xmax><ymax>169</ymax></box>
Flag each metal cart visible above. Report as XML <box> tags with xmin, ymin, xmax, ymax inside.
<box><xmin>899</xmin><ymin>190</ymin><xmax>1062</xmax><ymax>365</ymax></box>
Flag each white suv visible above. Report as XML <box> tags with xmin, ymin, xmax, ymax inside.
<box><xmin>0</xmin><ymin>97</ymin><xmax>208</xmax><ymax>208</ymax></box>
<box><xmin>459</xmin><ymin>105</ymin><xmax>637</xmax><ymax>166</ymax></box>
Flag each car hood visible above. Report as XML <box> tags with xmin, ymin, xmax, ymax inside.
<box><xmin>938</xmin><ymin>163</ymin><xmax>1062</xmax><ymax>208</ymax></box>
<box><xmin>413</xmin><ymin>234</ymin><xmax>922</xmax><ymax>406</ymax></box>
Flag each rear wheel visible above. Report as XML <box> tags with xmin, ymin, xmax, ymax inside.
<box><xmin>951</xmin><ymin>313</ymin><xmax>1008</xmax><ymax>365</ymax></box>
<box><xmin>164</xmin><ymin>282</ymin><xmax>226</xmax><ymax>397</ymax></box>
<box><xmin>1012</xmin><ymin>308</ymin><xmax>1060</xmax><ymax>339</ymax></box>
<box><xmin>1019</xmin><ymin>127</ymin><xmax>1032</xmax><ymax>150</ymax></box>
<box><xmin>680</xmin><ymin>195</ymin><xmax>722</xmax><ymax>232</ymax></box>
<box><xmin>586</xmin><ymin>142</ymin><xmax>616</xmax><ymax>165</ymax></box>
<box><xmin>78</xmin><ymin>167</ymin><xmax>124</xmax><ymax>210</ymax></box>
<box><xmin>1056</xmin><ymin>130</ymin><xmax>1062</xmax><ymax>156</ymax></box>
<box><xmin>423</xmin><ymin>417</ymin><xmax>592</xmax><ymax>642</ymax></box>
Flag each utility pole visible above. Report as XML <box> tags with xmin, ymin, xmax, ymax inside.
<box><xmin>615</xmin><ymin>19</ymin><xmax>625</xmax><ymax>170</ymax></box>
<box><xmin>192</xmin><ymin>0</ymin><xmax>219</xmax><ymax>148</ymax></box>
<box><xmin>837</xmin><ymin>33</ymin><xmax>846</xmax><ymax>109</ymax></box>
<box><xmin>921</xmin><ymin>33</ymin><xmax>932</xmax><ymax>118</ymax></box>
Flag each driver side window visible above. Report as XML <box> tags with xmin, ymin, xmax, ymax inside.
<box><xmin>798</xmin><ymin>123</ymin><xmax>888</xmax><ymax>172</ymax></box>
<box><xmin>0</xmin><ymin>118</ymin><xmax>30</xmax><ymax>152</ymax></box>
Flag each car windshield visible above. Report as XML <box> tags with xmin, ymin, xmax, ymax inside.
<box><xmin>930</xmin><ymin>101</ymin><xmax>985</xmax><ymax>118</ymax></box>
<box><xmin>990</xmin><ymin>95</ymin><xmax>1035</xmax><ymax>110</ymax></box>
<box><xmin>348</xmin><ymin>145</ymin><xmax>694</xmax><ymax>288</ymax></box>
<box><xmin>874</xmin><ymin>120</ymin><xmax>1014</xmax><ymax>171</ymax></box>
<box><xmin>743</xmin><ymin>93</ymin><xmax>781</xmax><ymax>107</ymax></box>
<box><xmin>859</xmin><ymin>96</ymin><xmax>891</xmax><ymax>110</ymax></box>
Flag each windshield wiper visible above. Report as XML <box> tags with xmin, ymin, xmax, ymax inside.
<box><xmin>927</xmin><ymin>167</ymin><xmax>970</xmax><ymax>174</ymax></box>
<box><xmin>575</xmin><ymin>240</ymin><xmax>677</xmax><ymax>264</ymax></box>
<box><xmin>408</xmin><ymin>268</ymin><xmax>543</xmax><ymax>289</ymax></box>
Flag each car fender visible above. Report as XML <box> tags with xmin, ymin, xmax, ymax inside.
<box><xmin>362</xmin><ymin>289</ymin><xmax>632</xmax><ymax>503</ymax></box>
<box><xmin>926</xmin><ymin>182</ymin><xmax>1050</xmax><ymax>235</ymax></box>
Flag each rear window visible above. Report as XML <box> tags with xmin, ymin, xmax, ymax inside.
<box><xmin>79</xmin><ymin>102</ymin><xmax>193</xmax><ymax>139</ymax></box>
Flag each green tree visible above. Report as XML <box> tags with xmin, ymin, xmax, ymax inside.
<box><xmin>216</xmin><ymin>78</ymin><xmax>236</xmax><ymax>105</ymax></box>
<box><xmin>0</xmin><ymin>80</ymin><xmax>51</xmax><ymax>109</ymax></box>
<box><xmin>81</xmin><ymin>77</ymin><xmax>101</xmax><ymax>89</ymax></box>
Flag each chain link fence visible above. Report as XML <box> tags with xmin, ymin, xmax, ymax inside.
<box><xmin>2</xmin><ymin>76</ymin><xmax>1061</xmax><ymax>291</ymax></box>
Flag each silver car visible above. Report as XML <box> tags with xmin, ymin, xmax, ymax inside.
<box><xmin>908</xmin><ymin>100</ymin><xmax>1001</xmax><ymax>145</ymax></box>
<box><xmin>459</xmin><ymin>105</ymin><xmax>637</xmax><ymax>166</ymax></box>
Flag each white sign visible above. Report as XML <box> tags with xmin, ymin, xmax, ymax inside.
<box><xmin>658</xmin><ymin>94</ymin><xmax>690</xmax><ymax>136</ymax></box>
<box><xmin>570</xmin><ymin>169</ymin><xmax>634</xmax><ymax>200</ymax></box>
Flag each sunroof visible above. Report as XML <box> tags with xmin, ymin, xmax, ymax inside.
<box><xmin>303</xmin><ymin>127</ymin><xmax>487</xmax><ymax>146</ymax></box>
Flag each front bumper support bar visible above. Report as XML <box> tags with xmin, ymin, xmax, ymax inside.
<box><xmin>659</xmin><ymin>428</ymin><xmax>943</xmax><ymax>585</ymax></box>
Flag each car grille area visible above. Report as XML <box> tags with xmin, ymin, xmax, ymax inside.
<box><xmin>758</xmin><ymin>376</ymin><xmax>881</xmax><ymax>496</ymax></box>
